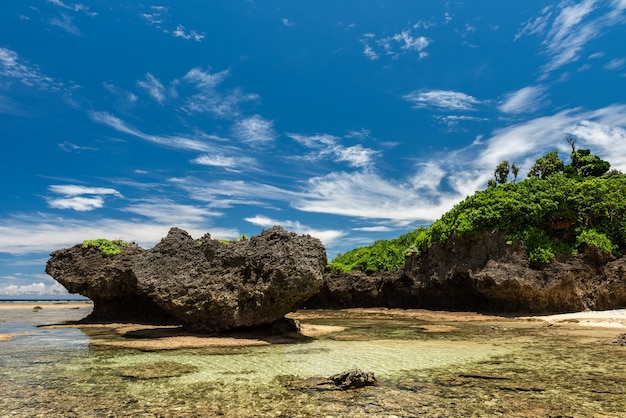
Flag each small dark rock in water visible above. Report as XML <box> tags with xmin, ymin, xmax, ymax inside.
<box><xmin>329</xmin><ymin>368</ymin><xmax>377</xmax><ymax>389</ymax></box>
<box><xmin>612</xmin><ymin>334</ymin><xmax>626</xmax><ymax>346</ymax></box>
<box><xmin>32</xmin><ymin>306</ymin><xmax>42</xmax><ymax>312</ymax></box>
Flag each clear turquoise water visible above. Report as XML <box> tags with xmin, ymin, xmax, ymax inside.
<box><xmin>1</xmin><ymin>303</ymin><xmax>625</xmax><ymax>417</ymax></box>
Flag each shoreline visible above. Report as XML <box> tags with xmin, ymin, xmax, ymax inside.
<box><xmin>0</xmin><ymin>301</ymin><xmax>92</xmax><ymax>309</ymax></box>
<box><xmin>2</xmin><ymin>301</ymin><xmax>626</xmax><ymax>327</ymax></box>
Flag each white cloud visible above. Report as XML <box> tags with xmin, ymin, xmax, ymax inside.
<box><xmin>172</xmin><ymin>24</ymin><xmax>205</xmax><ymax>42</ymax></box>
<box><xmin>183</xmin><ymin>67</ymin><xmax>229</xmax><ymax>89</ymax></box>
<box><xmin>233</xmin><ymin>115</ymin><xmax>276</xmax><ymax>144</ymax></box>
<box><xmin>334</xmin><ymin>145</ymin><xmax>378</xmax><ymax>168</ymax></box>
<box><xmin>392</xmin><ymin>30</ymin><xmax>430</xmax><ymax>52</ymax></box>
<box><xmin>0</xmin><ymin>94</ymin><xmax>23</xmax><ymax>115</ymax></box>
<box><xmin>58</xmin><ymin>141</ymin><xmax>96</xmax><ymax>152</ymax></box>
<box><xmin>89</xmin><ymin>111</ymin><xmax>215</xmax><ymax>152</ymax></box>
<box><xmin>410</xmin><ymin>162</ymin><xmax>446</xmax><ymax>190</ymax></box>
<box><xmin>46</xmin><ymin>196</ymin><xmax>104</xmax><ymax>211</ymax></box>
<box><xmin>0</xmin><ymin>281</ymin><xmax>68</xmax><ymax>296</ymax></box>
<box><xmin>360</xmin><ymin>27</ymin><xmax>430</xmax><ymax>60</ymax></box>
<box><xmin>352</xmin><ymin>226</ymin><xmax>394</xmax><ymax>232</ymax></box>
<box><xmin>434</xmin><ymin>115</ymin><xmax>489</xmax><ymax>128</ymax></box>
<box><xmin>604</xmin><ymin>57</ymin><xmax>626</xmax><ymax>70</ymax></box>
<box><xmin>180</xmin><ymin>67</ymin><xmax>258</xmax><ymax>119</ymax></box>
<box><xmin>0</xmin><ymin>47</ymin><xmax>63</xmax><ymax>92</ymax></box>
<box><xmin>403</xmin><ymin>89</ymin><xmax>480</xmax><ymax>111</ymax></box>
<box><xmin>288</xmin><ymin>133</ymin><xmax>378</xmax><ymax>168</ymax></box>
<box><xmin>0</xmin><ymin>215</ymin><xmax>239</xmax><ymax>255</ymax></box>
<box><xmin>293</xmin><ymin>170</ymin><xmax>460</xmax><ymax>222</ymax></box>
<box><xmin>50</xmin><ymin>13</ymin><xmax>81</xmax><ymax>35</ymax></box>
<box><xmin>136</xmin><ymin>73</ymin><xmax>166</xmax><ymax>104</ymax></box>
<box><xmin>103</xmin><ymin>82</ymin><xmax>138</xmax><ymax>106</ymax></box>
<box><xmin>282</xmin><ymin>18</ymin><xmax>294</xmax><ymax>27</ymax></box>
<box><xmin>499</xmin><ymin>86</ymin><xmax>548</xmax><ymax>114</ymax></box>
<box><xmin>478</xmin><ymin>104</ymin><xmax>626</xmax><ymax>172</ymax></box>
<box><xmin>48</xmin><ymin>185</ymin><xmax>122</xmax><ymax>196</ymax></box>
<box><xmin>191</xmin><ymin>154</ymin><xmax>257</xmax><ymax>171</ymax></box>
<box><xmin>46</xmin><ymin>184</ymin><xmax>122</xmax><ymax>212</ymax></box>
<box><xmin>122</xmin><ymin>200</ymin><xmax>221</xmax><ymax>224</ymax></box>
<box><xmin>244</xmin><ymin>215</ymin><xmax>345</xmax><ymax>247</ymax></box>
<box><xmin>516</xmin><ymin>1</ymin><xmax>626</xmax><ymax>75</ymax></box>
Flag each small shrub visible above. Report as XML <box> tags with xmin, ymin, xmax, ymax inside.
<box><xmin>576</xmin><ymin>229</ymin><xmax>616</xmax><ymax>254</ymax></box>
<box><xmin>82</xmin><ymin>239</ymin><xmax>128</xmax><ymax>256</ymax></box>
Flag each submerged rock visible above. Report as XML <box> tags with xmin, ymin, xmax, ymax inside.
<box><xmin>329</xmin><ymin>369</ymin><xmax>377</xmax><ymax>389</ymax></box>
<box><xmin>46</xmin><ymin>226</ymin><xmax>326</xmax><ymax>332</ymax></box>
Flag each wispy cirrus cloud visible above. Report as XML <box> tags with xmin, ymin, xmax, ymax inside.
<box><xmin>288</xmin><ymin>133</ymin><xmax>379</xmax><ymax>168</ymax></box>
<box><xmin>136</xmin><ymin>73</ymin><xmax>166</xmax><ymax>104</ymax></box>
<box><xmin>180</xmin><ymin>67</ymin><xmax>258</xmax><ymax>119</ymax></box>
<box><xmin>403</xmin><ymin>89</ymin><xmax>480</xmax><ymax>111</ymax></box>
<box><xmin>89</xmin><ymin>111</ymin><xmax>215</xmax><ymax>152</ymax></box>
<box><xmin>499</xmin><ymin>85</ymin><xmax>549</xmax><ymax>114</ymax></box>
<box><xmin>0</xmin><ymin>94</ymin><xmax>23</xmax><ymax>115</ymax></box>
<box><xmin>516</xmin><ymin>0</ymin><xmax>626</xmax><ymax>75</ymax></box>
<box><xmin>191</xmin><ymin>154</ymin><xmax>257</xmax><ymax>172</ymax></box>
<box><xmin>122</xmin><ymin>199</ymin><xmax>221</xmax><ymax>224</ymax></box>
<box><xmin>141</xmin><ymin>5</ymin><xmax>205</xmax><ymax>42</ymax></box>
<box><xmin>90</xmin><ymin>110</ymin><xmax>259</xmax><ymax>172</ymax></box>
<box><xmin>233</xmin><ymin>115</ymin><xmax>276</xmax><ymax>145</ymax></box>
<box><xmin>49</xmin><ymin>13</ymin><xmax>81</xmax><ymax>35</ymax></box>
<box><xmin>604</xmin><ymin>57</ymin><xmax>626</xmax><ymax>70</ymax></box>
<box><xmin>0</xmin><ymin>47</ymin><xmax>67</xmax><ymax>92</ymax></box>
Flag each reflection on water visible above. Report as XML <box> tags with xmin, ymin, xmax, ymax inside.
<box><xmin>1</xmin><ymin>304</ymin><xmax>625</xmax><ymax>417</ymax></box>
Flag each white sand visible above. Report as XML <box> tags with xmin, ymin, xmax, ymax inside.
<box><xmin>525</xmin><ymin>309</ymin><xmax>626</xmax><ymax>329</ymax></box>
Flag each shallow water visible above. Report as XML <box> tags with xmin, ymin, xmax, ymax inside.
<box><xmin>1</xmin><ymin>304</ymin><xmax>625</xmax><ymax>417</ymax></box>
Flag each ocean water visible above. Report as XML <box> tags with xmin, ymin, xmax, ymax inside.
<box><xmin>1</xmin><ymin>303</ymin><xmax>625</xmax><ymax>417</ymax></box>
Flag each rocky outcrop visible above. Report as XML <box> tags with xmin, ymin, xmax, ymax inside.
<box><xmin>309</xmin><ymin>231</ymin><xmax>626</xmax><ymax>314</ymax></box>
<box><xmin>46</xmin><ymin>226</ymin><xmax>326</xmax><ymax>332</ymax></box>
<box><xmin>304</xmin><ymin>268</ymin><xmax>416</xmax><ymax>309</ymax></box>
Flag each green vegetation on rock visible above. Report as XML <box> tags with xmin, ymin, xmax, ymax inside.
<box><xmin>330</xmin><ymin>143</ymin><xmax>624</xmax><ymax>271</ymax></box>
<box><xmin>328</xmin><ymin>228</ymin><xmax>427</xmax><ymax>273</ymax></box>
<box><xmin>82</xmin><ymin>239</ymin><xmax>129</xmax><ymax>256</ymax></box>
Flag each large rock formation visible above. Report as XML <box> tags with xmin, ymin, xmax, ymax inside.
<box><xmin>46</xmin><ymin>226</ymin><xmax>326</xmax><ymax>332</ymax></box>
<box><xmin>307</xmin><ymin>231</ymin><xmax>626</xmax><ymax>313</ymax></box>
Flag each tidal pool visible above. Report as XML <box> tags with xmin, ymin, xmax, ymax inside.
<box><xmin>1</xmin><ymin>303</ymin><xmax>625</xmax><ymax>417</ymax></box>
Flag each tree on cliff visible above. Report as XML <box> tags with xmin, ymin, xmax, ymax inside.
<box><xmin>527</xmin><ymin>149</ymin><xmax>565</xmax><ymax>179</ymax></box>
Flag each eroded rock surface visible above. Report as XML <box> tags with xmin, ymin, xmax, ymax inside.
<box><xmin>308</xmin><ymin>231</ymin><xmax>626</xmax><ymax>313</ymax></box>
<box><xmin>46</xmin><ymin>226</ymin><xmax>326</xmax><ymax>332</ymax></box>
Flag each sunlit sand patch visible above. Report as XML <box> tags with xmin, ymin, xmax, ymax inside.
<box><xmin>299</xmin><ymin>324</ymin><xmax>347</xmax><ymax>336</ymax></box>
<box><xmin>0</xmin><ymin>334</ymin><xmax>14</xmax><ymax>342</ymax></box>
<box><xmin>44</xmin><ymin>321</ymin><xmax>349</xmax><ymax>350</ymax></box>
<box><xmin>520</xmin><ymin>309</ymin><xmax>626</xmax><ymax>329</ymax></box>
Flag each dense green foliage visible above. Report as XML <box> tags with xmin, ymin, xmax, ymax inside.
<box><xmin>330</xmin><ymin>145</ymin><xmax>625</xmax><ymax>272</ymax></box>
<box><xmin>82</xmin><ymin>239</ymin><xmax>129</xmax><ymax>256</ymax></box>
<box><xmin>328</xmin><ymin>228</ymin><xmax>427</xmax><ymax>273</ymax></box>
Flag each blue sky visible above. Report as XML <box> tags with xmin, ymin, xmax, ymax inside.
<box><xmin>2</xmin><ymin>0</ymin><xmax>626</xmax><ymax>299</ymax></box>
